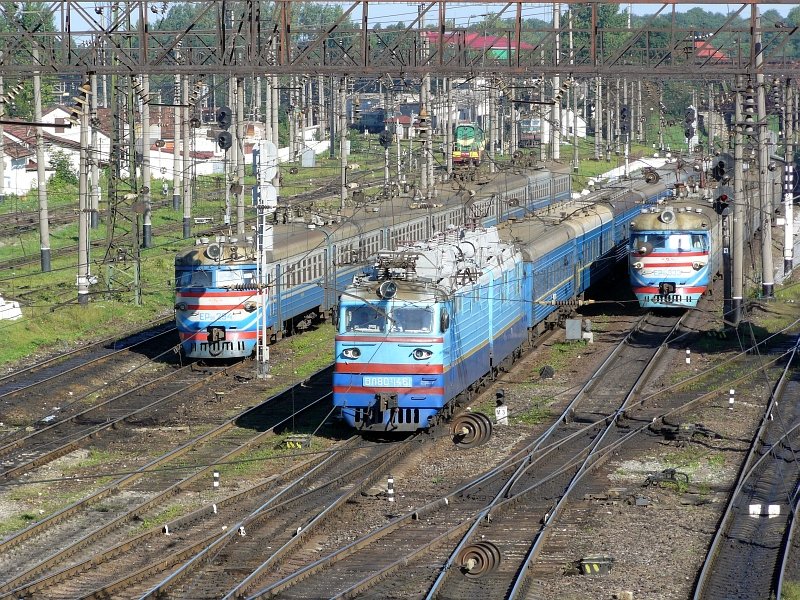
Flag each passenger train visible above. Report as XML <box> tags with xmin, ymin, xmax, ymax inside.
<box><xmin>174</xmin><ymin>166</ymin><xmax>571</xmax><ymax>359</ymax></box>
<box><xmin>629</xmin><ymin>192</ymin><xmax>720</xmax><ymax>308</ymax></box>
<box><xmin>332</xmin><ymin>167</ymin><xmax>684</xmax><ymax>432</ymax></box>
<box><xmin>629</xmin><ymin>168</ymin><xmax>777</xmax><ymax>309</ymax></box>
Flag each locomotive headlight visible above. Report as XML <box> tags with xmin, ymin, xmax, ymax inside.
<box><xmin>175</xmin><ymin>302</ymin><xmax>187</xmax><ymax>311</ymax></box>
<box><xmin>243</xmin><ymin>301</ymin><xmax>257</xmax><ymax>312</ymax></box>
<box><xmin>412</xmin><ymin>348</ymin><xmax>433</xmax><ymax>360</ymax></box>
<box><xmin>692</xmin><ymin>261</ymin><xmax>704</xmax><ymax>271</ymax></box>
<box><xmin>342</xmin><ymin>347</ymin><xmax>361</xmax><ymax>359</ymax></box>
<box><xmin>633</xmin><ymin>262</ymin><xmax>644</xmax><ymax>270</ymax></box>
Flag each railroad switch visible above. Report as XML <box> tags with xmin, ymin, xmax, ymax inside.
<box><xmin>643</xmin><ymin>468</ymin><xmax>689</xmax><ymax>488</ymax></box>
<box><xmin>650</xmin><ymin>421</ymin><xmax>719</xmax><ymax>444</ymax></box>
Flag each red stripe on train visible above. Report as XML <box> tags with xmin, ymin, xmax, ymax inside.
<box><xmin>179</xmin><ymin>331</ymin><xmax>258</xmax><ymax>340</ymax></box>
<box><xmin>633</xmin><ymin>286</ymin><xmax>707</xmax><ymax>294</ymax></box>
<box><xmin>333</xmin><ymin>386</ymin><xmax>444</xmax><ymax>395</ymax></box>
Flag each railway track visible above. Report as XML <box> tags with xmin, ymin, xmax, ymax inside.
<box><xmin>694</xmin><ymin>334</ymin><xmax>800</xmax><ymax>600</ymax></box>
<box><xmin>218</xmin><ymin>311</ymin><xmax>683</xmax><ymax>598</ymax></box>
<box><xmin>0</xmin><ymin>319</ymin><xmax>178</xmax><ymax>429</ymax></box>
<box><xmin>0</xmin><ymin>365</ymin><xmax>338</xmax><ymax>598</ymax></box>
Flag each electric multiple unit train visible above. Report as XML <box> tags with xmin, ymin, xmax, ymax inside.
<box><xmin>174</xmin><ymin>167</ymin><xmax>571</xmax><ymax>359</ymax></box>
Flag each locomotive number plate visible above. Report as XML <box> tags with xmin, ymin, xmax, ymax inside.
<box><xmin>645</xmin><ymin>295</ymin><xmax>685</xmax><ymax>304</ymax></box>
<box><xmin>363</xmin><ymin>376</ymin><xmax>412</xmax><ymax>387</ymax></box>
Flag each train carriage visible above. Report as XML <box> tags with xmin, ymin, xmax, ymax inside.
<box><xmin>175</xmin><ymin>167</ymin><xmax>571</xmax><ymax>359</ymax></box>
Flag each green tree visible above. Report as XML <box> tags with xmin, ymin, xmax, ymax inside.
<box><xmin>49</xmin><ymin>149</ymin><xmax>78</xmax><ymax>185</ymax></box>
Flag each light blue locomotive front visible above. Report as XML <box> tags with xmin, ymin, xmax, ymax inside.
<box><xmin>333</xmin><ymin>226</ymin><xmax>526</xmax><ymax>432</ymax></box>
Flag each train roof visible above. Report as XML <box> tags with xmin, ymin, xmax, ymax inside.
<box><xmin>630</xmin><ymin>200</ymin><xmax>717</xmax><ymax>232</ymax></box>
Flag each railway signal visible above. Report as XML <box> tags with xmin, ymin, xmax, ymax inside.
<box><xmin>711</xmin><ymin>152</ymin><xmax>733</xmax><ymax>183</ymax></box>
<box><xmin>714</xmin><ymin>186</ymin><xmax>733</xmax><ymax>215</ymax></box>
<box><xmin>378</xmin><ymin>129</ymin><xmax>393</xmax><ymax>149</ymax></box>
<box><xmin>216</xmin><ymin>105</ymin><xmax>232</xmax><ymax>130</ymax></box>
<box><xmin>684</xmin><ymin>106</ymin><xmax>696</xmax><ymax>140</ymax></box>
<box><xmin>619</xmin><ymin>104</ymin><xmax>630</xmax><ymax>135</ymax></box>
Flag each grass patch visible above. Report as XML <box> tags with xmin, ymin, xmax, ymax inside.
<box><xmin>536</xmin><ymin>340</ymin><xmax>588</xmax><ymax>373</ymax></box>
<box><xmin>269</xmin><ymin>323</ymin><xmax>336</xmax><ymax>379</ymax></box>
<box><xmin>782</xmin><ymin>581</ymin><xmax>800</xmax><ymax>600</ymax></box>
<box><xmin>512</xmin><ymin>400</ymin><xmax>552</xmax><ymax>425</ymax></box>
<box><xmin>135</xmin><ymin>503</ymin><xmax>190</xmax><ymax>531</ymax></box>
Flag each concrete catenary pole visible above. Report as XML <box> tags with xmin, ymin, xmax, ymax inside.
<box><xmin>33</xmin><ymin>47</ymin><xmax>51</xmax><ymax>272</ymax></box>
<box><xmin>236</xmin><ymin>77</ymin><xmax>246</xmax><ymax>237</ymax></box>
<box><xmin>172</xmin><ymin>73</ymin><xmax>181</xmax><ymax>211</ymax></box>
<box><xmin>755</xmin><ymin>8</ymin><xmax>774</xmax><ymax>298</ymax></box>
<box><xmin>142</xmin><ymin>74</ymin><xmax>152</xmax><ymax>248</ymax></box>
<box><xmin>182</xmin><ymin>75</ymin><xmax>192</xmax><ymax>239</ymax></box>
<box><xmin>90</xmin><ymin>73</ymin><xmax>100</xmax><ymax>228</ymax></box>
<box><xmin>732</xmin><ymin>77</ymin><xmax>745</xmax><ymax>325</ymax></box>
<box><xmin>78</xmin><ymin>91</ymin><xmax>90</xmax><ymax>305</ymax></box>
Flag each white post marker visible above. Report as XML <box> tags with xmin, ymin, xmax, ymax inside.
<box><xmin>686</xmin><ymin>349</ymin><xmax>691</xmax><ymax>365</ymax></box>
<box><xmin>495</xmin><ymin>404</ymin><xmax>508</xmax><ymax>425</ymax></box>
<box><xmin>729</xmin><ymin>389</ymin><xmax>735</xmax><ymax>410</ymax></box>
<box><xmin>387</xmin><ymin>475</ymin><xmax>395</xmax><ymax>502</ymax></box>
<box><xmin>213</xmin><ymin>471</ymin><xmax>220</xmax><ymax>488</ymax></box>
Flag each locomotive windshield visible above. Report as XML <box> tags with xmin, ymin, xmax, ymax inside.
<box><xmin>343</xmin><ymin>304</ymin><xmax>387</xmax><ymax>333</ymax></box>
<box><xmin>389</xmin><ymin>306</ymin><xmax>433</xmax><ymax>333</ymax></box>
<box><xmin>175</xmin><ymin>269</ymin><xmax>212</xmax><ymax>288</ymax></box>
<box><xmin>631</xmin><ymin>233</ymin><xmax>708</xmax><ymax>252</ymax></box>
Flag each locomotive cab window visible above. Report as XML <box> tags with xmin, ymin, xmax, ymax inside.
<box><xmin>176</xmin><ymin>269</ymin><xmax>212</xmax><ymax>288</ymax></box>
<box><xmin>216</xmin><ymin>269</ymin><xmax>255</xmax><ymax>287</ymax></box>
<box><xmin>344</xmin><ymin>305</ymin><xmax>387</xmax><ymax>333</ymax></box>
<box><xmin>389</xmin><ymin>306</ymin><xmax>433</xmax><ymax>333</ymax></box>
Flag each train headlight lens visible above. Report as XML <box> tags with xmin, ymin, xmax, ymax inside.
<box><xmin>692</xmin><ymin>262</ymin><xmax>704</xmax><ymax>271</ymax></box>
<box><xmin>243</xmin><ymin>301</ymin><xmax>257</xmax><ymax>312</ymax></box>
<box><xmin>342</xmin><ymin>347</ymin><xmax>361</xmax><ymax>359</ymax></box>
<box><xmin>412</xmin><ymin>348</ymin><xmax>433</xmax><ymax>360</ymax></box>
<box><xmin>633</xmin><ymin>262</ymin><xmax>644</xmax><ymax>270</ymax></box>
<box><xmin>175</xmin><ymin>302</ymin><xmax>187</xmax><ymax>311</ymax></box>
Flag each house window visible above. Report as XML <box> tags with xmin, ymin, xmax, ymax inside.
<box><xmin>55</xmin><ymin>118</ymin><xmax>65</xmax><ymax>134</ymax></box>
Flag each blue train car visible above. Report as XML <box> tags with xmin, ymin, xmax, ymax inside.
<box><xmin>175</xmin><ymin>167</ymin><xmax>571</xmax><ymax>359</ymax></box>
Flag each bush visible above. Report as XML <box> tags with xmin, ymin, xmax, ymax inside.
<box><xmin>49</xmin><ymin>150</ymin><xmax>78</xmax><ymax>185</ymax></box>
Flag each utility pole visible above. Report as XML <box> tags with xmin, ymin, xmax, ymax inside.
<box><xmin>141</xmin><ymin>74</ymin><xmax>152</xmax><ymax>248</ymax></box>
<box><xmin>182</xmin><ymin>75</ymin><xmax>192</xmax><ymax>239</ymax></box>
<box><xmin>732</xmin><ymin>76</ymin><xmax>745</xmax><ymax>325</ymax></box>
<box><xmin>445</xmin><ymin>77</ymin><xmax>453</xmax><ymax>176</ymax></box>
<box><xmin>594</xmin><ymin>77</ymin><xmax>602</xmax><ymax>161</ymax></box>
<box><xmin>33</xmin><ymin>46</ymin><xmax>51</xmax><ymax>272</ymax></box>
<box><xmin>90</xmin><ymin>73</ymin><xmax>100</xmax><ymax>228</ymax></box>
<box><xmin>0</xmin><ymin>76</ymin><xmax>5</xmax><ymax>205</ymax></box>
<box><xmin>78</xmin><ymin>86</ymin><xmax>90</xmax><ymax>305</ymax></box>
<box><xmin>783</xmin><ymin>80</ymin><xmax>794</xmax><ymax>275</ymax></box>
<box><xmin>172</xmin><ymin>72</ymin><xmax>181</xmax><ymax>211</ymax></box>
<box><xmin>755</xmin><ymin>8</ymin><xmax>774</xmax><ymax>298</ymax></box>
<box><xmin>339</xmin><ymin>77</ymin><xmax>348</xmax><ymax>210</ymax></box>
<box><xmin>236</xmin><ymin>77</ymin><xmax>246</xmax><ymax>237</ymax></box>
<box><xmin>552</xmin><ymin>3</ymin><xmax>561</xmax><ymax>160</ymax></box>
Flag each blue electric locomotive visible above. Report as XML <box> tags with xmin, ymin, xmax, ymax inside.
<box><xmin>175</xmin><ymin>167</ymin><xmax>571</xmax><ymax>359</ymax></box>
<box><xmin>332</xmin><ymin>171</ymin><xmax>678</xmax><ymax>432</ymax></box>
